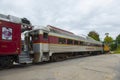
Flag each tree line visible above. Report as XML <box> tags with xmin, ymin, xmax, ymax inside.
<box><xmin>88</xmin><ymin>31</ymin><xmax>120</xmax><ymax>51</ymax></box>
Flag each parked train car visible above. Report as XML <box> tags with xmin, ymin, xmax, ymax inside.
<box><xmin>24</xmin><ymin>25</ymin><xmax>104</xmax><ymax>63</ymax></box>
<box><xmin>0</xmin><ymin>14</ymin><xmax>32</xmax><ymax>67</ymax></box>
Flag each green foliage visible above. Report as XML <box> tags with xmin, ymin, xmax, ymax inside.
<box><xmin>116</xmin><ymin>34</ymin><xmax>120</xmax><ymax>44</ymax></box>
<box><xmin>113</xmin><ymin>45</ymin><xmax>120</xmax><ymax>53</ymax></box>
<box><xmin>110</xmin><ymin>43</ymin><xmax>117</xmax><ymax>51</ymax></box>
<box><xmin>104</xmin><ymin>36</ymin><xmax>113</xmax><ymax>45</ymax></box>
<box><xmin>103</xmin><ymin>34</ymin><xmax>120</xmax><ymax>52</ymax></box>
<box><xmin>104</xmin><ymin>35</ymin><xmax>114</xmax><ymax>50</ymax></box>
<box><xmin>116</xmin><ymin>44</ymin><xmax>120</xmax><ymax>50</ymax></box>
<box><xmin>88</xmin><ymin>31</ymin><xmax>100</xmax><ymax>41</ymax></box>
<box><xmin>113</xmin><ymin>34</ymin><xmax>120</xmax><ymax>52</ymax></box>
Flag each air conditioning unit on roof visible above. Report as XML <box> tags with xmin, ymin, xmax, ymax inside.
<box><xmin>8</xmin><ymin>15</ymin><xmax>22</xmax><ymax>23</ymax></box>
<box><xmin>0</xmin><ymin>14</ymin><xmax>9</xmax><ymax>21</ymax></box>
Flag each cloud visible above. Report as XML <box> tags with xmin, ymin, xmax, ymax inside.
<box><xmin>0</xmin><ymin>0</ymin><xmax>119</xmax><ymax>40</ymax></box>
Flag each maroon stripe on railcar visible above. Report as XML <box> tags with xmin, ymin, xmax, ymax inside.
<box><xmin>33</xmin><ymin>34</ymin><xmax>58</xmax><ymax>44</ymax></box>
<box><xmin>49</xmin><ymin>35</ymin><xmax>58</xmax><ymax>44</ymax></box>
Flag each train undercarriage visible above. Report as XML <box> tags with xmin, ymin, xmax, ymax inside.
<box><xmin>0</xmin><ymin>55</ymin><xmax>18</xmax><ymax>68</ymax></box>
<box><xmin>0</xmin><ymin>50</ymin><xmax>104</xmax><ymax>68</ymax></box>
<box><xmin>50</xmin><ymin>51</ymin><xmax>103</xmax><ymax>62</ymax></box>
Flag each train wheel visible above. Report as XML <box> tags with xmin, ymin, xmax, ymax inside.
<box><xmin>50</xmin><ymin>54</ymin><xmax>67</xmax><ymax>62</ymax></box>
<box><xmin>50</xmin><ymin>55</ymin><xmax>57</xmax><ymax>62</ymax></box>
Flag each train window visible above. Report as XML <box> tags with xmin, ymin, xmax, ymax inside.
<box><xmin>84</xmin><ymin>42</ymin><xmax>88</xmax><ymax>46</ymax></box>
<box><xmin>33</xmin><ymin>31</ymin><xmax>39</xmax><ymax>40</ymax></box>
<box><xmin>87</xmin><ymin>42</ymin><xmax>91</xmax><ymax>46</ymax></box>
<box><xmin>59</xmin><ymin>38</ymin><xmax>66</xmax><ymax>44</ymax></box>
<box><xmin>74</xmin><ymin>40</ymin><xmax>78</xmax><ymax>45</ymax></box>
<box><xmin>95</xmin><ymin>44</ymin><xmax>101</xmax><ymax>47</ymax></box>
<box><xmin>2</xmin><ymin>27</ymin><xmax>12</xmax><ymax>40</ymax></box>
<box><xmin>91</xmin><ymin>43</ymin><xmax>94</xmax><ymax>46</ymax></box>
<box><xmin>43</xmin><ymin>32</ymin><xmax>48</xmax><ymax>39</ymax></box>
<box><xmin>67</xmin><ymin>39</ymin><xmax>73</xmax><ymax>44</ymax></box>
<box><xmin>80</xmin><ymin>41</ymin><xmax>84</xmax><ymax>45</ymax></box>
<box><xmin>94</xmin><ymin>44</ymin><xmax>97</xmax><ymax>47</ymax></box>
<box><xmin>80</xmin><ymin>41</ymin><xmax>87</xmax><ymax>46</ymax></box>
<box><xmin>34</xmin><ymin>34</ymin><xmax>39</xmax><ymax>40</ymax></box>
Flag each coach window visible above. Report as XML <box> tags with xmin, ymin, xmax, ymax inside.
<box><xmin>59</xmin><ymin>38</ymin><xmax>66</xmax><ymax>44</ymax></box>
<box><xmin>87</xmin><ymin>42</ymin><xmax>91</xmax><ymax>46</ymax></box>
<box><xmin>94</xmin><ymin>44</ymin><xmax>96</xmax><ymax>47</ymax></box>
<box><xmin>43</xmin><ymin>32</ymin><xmax>48</xmax><ymax>39</ymax></box>
<box><xmin>84</xmin><ymin>42</ymin><xmax>87</xmax><ymax>46</ymax></box>
<box><xmin>33</xmin><ymin>31</ymin><xmax>39</xmax><ymax>40</ymax></box>
<box><xmin>67</xmin><ymin>39</ymin><xmax>73</xmax><ymax>45</ymax></box>
<box><xmin>80</xmin><ymin>41</ymin><xmax>84</xmax><ymax>45</ymax></box>
<box><xmin>74</xmin><ymin>40</ymin><xmax>78</xmax><ymax>45</ymax></box>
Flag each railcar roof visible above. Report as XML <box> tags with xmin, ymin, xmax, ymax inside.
<box><xmin>47</xmin><ymin>25</ymin><xmax>102</xmax><ymax>45</ymax></box>
<box><xmin>0</xmin><ymin>13</ymin><xmax>22</xmax><ymax>23</ymax></box>
<box><xmin>27</xmin><ymin>25</ymin><xmax>102</xmax><ymax>45</ymax></box>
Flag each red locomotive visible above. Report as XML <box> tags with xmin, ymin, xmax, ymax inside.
<box><xmin>0</xmin><ymin>14</ymin><xmax>32</xmax><ymax>67</ymax></box>
<box><xmin>0</xmin><ymin>14</ymin><xmax>108</xmax><ymax>68</ymax></box>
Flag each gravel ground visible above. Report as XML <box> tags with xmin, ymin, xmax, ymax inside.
<box><xmin>0</xmin><ymin>54</ymin><xmax>120</xmax><ymax>80</ymax></box>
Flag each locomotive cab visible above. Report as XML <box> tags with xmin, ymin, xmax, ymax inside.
<box><xmin>22</xmin><ymin>29</ymin><xmax>50</xmax><ymax>63</ymax></box>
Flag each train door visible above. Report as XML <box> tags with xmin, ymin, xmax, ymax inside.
<box><xmin>41</xmin><ymin>31</ymin><xmax>50</xmax><ymax>61</ymax></box>
<box><xmin>42</xmin><ymin>31</ymin><xmax>49</xmax><ymax>52</ymax></box>
<box><xmin>24</xmin><ymin>32</ymin><xmax>33</xmax><ymax>53</ymax></box>
<box><xmin>31</xmin><ymin>30</ymin><xmax>40</xmax><ymax>53</ymax></box>
<box><xmin>31</xmin><ymin>30</ymin><xmax>50</xmax><ymax>62</ymax></box>
<box><xmin>23</xmin><ymin>30</ymin><xmax>40</xmax><ymax>63</ymax></box>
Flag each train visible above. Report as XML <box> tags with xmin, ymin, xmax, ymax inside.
<box><xmin>0</xmin><ymin>14</ymin><xmax>109</xmax><ymax>67</ymax></box>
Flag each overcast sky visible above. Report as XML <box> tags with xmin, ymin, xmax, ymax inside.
<box><xmin>0</xmin><ymin>0</ymin><xmax>120</xmax><ymax>40</ymax></box>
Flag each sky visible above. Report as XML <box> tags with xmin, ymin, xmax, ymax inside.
<box><xmin>0</xmin><ymin>0</ymin><xmax>120</xmax><ymax>40</ymax></box>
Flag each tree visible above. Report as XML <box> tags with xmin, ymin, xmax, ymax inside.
<box><xmin>116</xmin><ymin>34</ymin><xmax>120</xmax><ymax>49</ymax></box>
<box><xmin>88</xmin><ymin>31</ymin><xmax>100</xmax><ymax>41</ymax></box>
<box><xmin>104</xmin><ymin>35</ymin><xmax>113</xmax><ymax>45</ymax></box>
<box><xmin>116</xmin><ymin>34</ymin><xmax>120</xmax><ymax>44</ymax></box>
<box><xmin>104</xmin><ymin>34</ymin><xmax>114</xmax><ymax>50</ymax></box>
<box><xmin>110</xmin><ymin>41</ymin><xmax>117</xmax><ymax>51</ymax></box>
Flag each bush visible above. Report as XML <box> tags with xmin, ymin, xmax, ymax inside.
<box><xmin>116</xmin><ymin>44</ymin><xmax>120</xmax><ymax>50</ymax></box>
<box><xmin>110</xmin><ymin>43</ymin><xmax>117</xmax><ymax>51</ymax></box>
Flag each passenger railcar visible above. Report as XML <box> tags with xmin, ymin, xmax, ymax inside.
<box><xmin>24</xmin><ymin>25</ymin><xmax>103</xmax><ymax>62</ymax></box>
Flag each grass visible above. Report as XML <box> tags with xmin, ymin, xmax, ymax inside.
<box><xmin>113</xmin><ymin>50</ymin><xmax>120</xmax><ymax>54</ymax></box>
<box><xmin>113</xmin><ymin>46</ymin><xmax>120</xmax><ymax>54</ymax></box>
